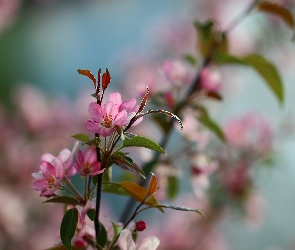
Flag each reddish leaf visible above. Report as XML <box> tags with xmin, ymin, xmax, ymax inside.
<box><xmin>137</xmin><ymin>86</ymin><xmax>149</xmax><ymax>114</ymax></box>
<box><xmin>77</xmin><ymin>69</ymin><xmax>96</xmax><ymax>87</ymax></box>
<box><xmin>148</xmin><ymin>173</ymin><xmax>158</xmax><ymax>197</ymax></box>
<box><xmin>258</xmin><ymin>2</ymin><xmax>295</xmax><ymax>29</ymax></box>
<box><xmin>102</xmin><ymin>68</ymin><xmax>111</xmax><ymax>91</ymax></box>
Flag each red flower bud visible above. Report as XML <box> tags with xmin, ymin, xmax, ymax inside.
<box><xmin>135</xmin><ymin>220</ymin><xmax>147</xmax><ymax>232</ymax></box>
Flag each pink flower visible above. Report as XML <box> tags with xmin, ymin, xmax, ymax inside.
<box><xmin>35</xmin><ymin>142</ymin><xmax>79</xmax><ymax>177</ymax></box>
<box><xmin>73</xmin><ymin>147</ymin><xmax>105</xmax><ymax>176</ymax></box>
<box><xmin>200</xmin><ymin>68</ymin><xmax>221</xmax><ymax>92</ymax></box>
<box><xmin>190</xmin><ymin>154</ymin><xmax>218</xmax><ymax>199</ymax></box>
<box><xmin>160</xmin><ymin>60</ymin><xmax>192</xmax><ymax>86</ymax></box>
<box><xmin>117</xmin><ymin>229</ymin><xmax>160</xmax><ymax>250</ymax></box>
<box><xmin>31</xmin><ymin>158</ymin><xmax>66</xmax><ymax>196</ymax></box>
<box><xmin>76</xmin><ymin>200</ymin><xmax>93</xmax><ymax>239</ymax></box>
<box><xmin>85</xmin><ymin>93</ymin><xmax>142</xmax><ymax>136</ymax></box>
<box><xmin>224</xmin><ymin>113</ymin><xmax>272</xmax><ymax>155</ymax></box>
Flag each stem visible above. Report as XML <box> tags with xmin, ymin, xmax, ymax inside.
<box><xmin>94</xmin><ymin>132</ymin><xmax>102</xmax><ymax>249</ymax></box>
<box><xmin>63</xmin><ymin>177</ymin><xmax>84</xmax><ymax>202</ymax></box>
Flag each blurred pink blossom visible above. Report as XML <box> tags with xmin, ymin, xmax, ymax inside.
<box><xmin>200</xmin><ymin>68</ymin><xmax>222</xmax><ymax>92</ymax></box>
<box><xmin>224</xmin><ymin>112</ymin><xmax>273</xmax><ymax>155</ymax></box>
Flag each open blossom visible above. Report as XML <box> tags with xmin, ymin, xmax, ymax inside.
<box><xmin>31</xmin><ymin>158</ymin><xmax>66</xmax><ymax>196</ymax></box>
<box><xmin>85</xmin><ymin>92</ymin><xmax>142</xmax><ymax>137</ymax></box>
<box><xmin>73</xmin><ymin>146</ymin><xmax>105</xmax><ymax>176</ymax></box>
<box><xmin>35</xmin><ymin>142</ymin><xmax>79</xmax><ymax>177</ymax></box>
<box><xmin>117</xmin><ymin>229</ymin><xmax>160</xmax><ymax>250</ymax></box>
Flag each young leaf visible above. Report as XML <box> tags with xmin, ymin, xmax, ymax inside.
<box><xmin>167</xmin><ymin>175</ymin><xmax>179</xmax><ymax>200</ymax></box>
<box><xmin>102</xmin><ymin>182</ymin><xmax>131</xmax><ymax>196</ymax></box>
<box><xmin>122</xmin><ymin>135</ymin><xmax>165</xmax><ymax>154</ymax></box>
<box><xmin>77</xmin><ymin>69</ymin><xmax>96</xmax><ymax>87</ymax></box>
<box><xmin>97</xmin><ymin>221</ymin><xmax>108</xmax><ymax>248</ymax></box>
<box><xmin>102</xmin><ymin>68</ymin><xmax>111</xmax><ymax>91</ymax></box>
<box><xmin>87</xmin><ymin>208</ymin><xmax>96</xmax><ymax>221</ymax></box>
<box><xmin>153</xmin><ymin>204</ymin><xmax>206</xmax><ymax>218</ymax></box>
<box><xmin>43</xmin><ymin>196</ymin><xmax>79</xmax><ymax>205</ymax></box>
<box><xmin>183</xmin><ymin>54</ymin><xmax>197</xmax><ymax>66</ymax></box>
<box><xmin>111</xmin><ymin>153</ymin><xmax>146</xmax><ymax>178</ymax></box>
<box><xmin>102</xmin><ymin>166</ymin><xmax>112</xmax><ymax>183</ymax></box>
<box><xmin>194</xmin><ymin>20</ymin><xmax>215</xmax><ymax>58</ymax></box>
<box><xmin>103</xmin><ymin>182</ymin><xmax>164</xmax><ymax>212</ymax></box>
<box><xmin>257</xmin><ymin>2</ymin><xmax>295</xmax><ymax>29</ymax></box>
<box><xmin>82</xmin><ymin>137</ymin><xmax>101</xmax><ymax>147</ymax></box>
<box><xmin>148</xmin><ymin>173</ymin><xmax>158</xmax><ymax>198</ymax></box>
<box><xmin>60</xmin><ymin>208</ymin><xmax>78</xmax><ymax>250</ymax></box>
<box><xmin>137</xmin><ymin>86</ymin><xmax>149</xmax><ymax>114</ymax></box>
<box><xmin>214</xmin><ymin>53</ymin><xmax>284</xmax><ymax>104</ymax></box>
<box><xmin>119</xmin><ymin>182</ymin><xmax>163</xmax><ymax>211</ymax></box>
<box><xmin>198</xmin><ymin>114</ymin><xmax>226</xmax><ymax>142</ymax></box>
<box><xmin>243</xmin><ymin>54</ymin><xmax>284</xmax><ymax>104</ymax></box>
<box><xmin>71</xmin><ymin>133</ymin><xmax>90</xmax><ymax>143</ymax></box>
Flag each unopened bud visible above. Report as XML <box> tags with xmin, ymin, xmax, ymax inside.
<box><xmin>135</xmin><ymin>220</ymin><xmax>147</xmax><ymax>232</ymax></box>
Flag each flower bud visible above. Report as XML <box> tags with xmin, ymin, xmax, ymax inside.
<box><xmin>135</xmin><ymin>220</ymin><xmax>147</xmax><ymax>232</ymax></box>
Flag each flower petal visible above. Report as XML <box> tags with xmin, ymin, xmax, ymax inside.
<box><xmin>31</xmin><ymin>179</ymin><xmax>48</xmax><ymax>191</ymax></box>
<box><xmin>117</xmin><ymin>229</ymin><xmax>135</xmax><ymax>250</ymax></box>
<box><xmin>83</xmin><ymin>146</ymin><xmax>97</xmax><ymax>163</ymax></box>
<box><xmin>119</xmin><ymin>98</ymin><xmax>136</xmax><ymax>113</ymax></box>
<box><xmin>85</xmin><ymin>119</ymin><xmax>101</xmax><ymax>133</ymax></box>
<box><xmin>103</xmin><ymin>101</ymin><xmax>119</xmax><ymax>117</ymax></box>
<box><xmin>88</xmin><ymin>102</ymin><xmax>104</xmax><ymax>122</ymax></box>
<box><xmin>109</xmin><ymin>92</ymin><xmax>122</xmax><ymax>106</ymax></box>
<box><xmin>54</xmin><ymin>158</ymin><xmax>66</xmax><ymax>179</ymax></box>
<box><xmin>135</xmin><ymin>237</ymin><xmax>160</xmax><ymax>250</ymax></box>
<box><xmin>113</xmin><ymin>110</ymin><xmax>127</xmax><ymax>127</ymax></box>
<box><xmin>40</xmin><ymin>161</ymin><xmax>56</xmax><ymax>176</ymax></box>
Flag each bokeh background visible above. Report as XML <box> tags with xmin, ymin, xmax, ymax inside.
<box><xmin>1</xmin><ymin>0</ymin><xmax>295</xmax><ymax>249</ymax></box>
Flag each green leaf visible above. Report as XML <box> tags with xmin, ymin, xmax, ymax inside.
<box><xmin>243</xmin><ymin>54</ymin><xmax>284</xmax><ymax>104</ymax></box>
<box><xmin>257</xmin><ymin>2</ymin><xmax>295</xmax><ymax>29</ymax></box>
<box><xmin>105</xmin><ymin>217</ymin><xmax>121</xmax><ymax>241</ymax></box>
<box><xmin>194</xmin><ymin>20</ymin><xmax>215</xmax><ymax>57</ymax></box>
<box><xmin>102</xmin><ymin>183</ymin><xmax>130</xmax><ymax>196</ymax></box>
<box><xmin>214</xmin><ymin>53</ymin><xmax>284</xmax><ymax>104</ymax></box>
<box><xmin>60</xmin><ymin>208</ymin><xmax>78</xmax><ymax>250</ymax></box>
<box><xmin>71</xmin><ymin>133</ymin><xmax>90</xmax><ymax>143</ymax></box>
<box><xmin>183</xmin><ymin>54</ymin><xmax>197</xmax><ymax>66</ymax></box>
<box><xmin>87</xmin><ymin>208</ymin><xmax>96</xmax><ymax>221</ymax></box>
<box><xmin>43</xmin><ymin>196</ymin><xmax>79</xmax><ymax>205</ymax></box>
<box><xmin>167</xmin><ymin>175</ymin><xmax>179</xmax><ymax>200</ymax></box>
<box><xmin>102</xmin><ymin>166</ymin><xmax>112</xmax><ymax>182</ymax></box>
<box><xmin>214</xmin><ymin>53</ymin><xmax>248</xmax><ymax>65</ymax></box>
<box><xmin>122</xmin><ymin>135</ymin><xmax>165</xmax><ymax>154</ymax></box>
<box><xmin>198</xmin><ymin>114</ymin><xmax>226</xmax><ymax>142</ymax></box>
<box><xmin>154</xmin><ymin>204</ymin><xmax>206</xmax><ymax>218</ymax></box>
<box><xmin>97</xmin><ymin>221</ymin><xmax>108</xmax><ymax>248</ymax></box>
<box><xmin>111</xmin><ymin>153</ymin><xmax>146</xmax><ymax>178</ymax></box>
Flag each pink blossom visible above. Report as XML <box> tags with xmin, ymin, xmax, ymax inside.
<box><xmin>73</xmin><ymin>147</ymin><xmax>105</xmax><ymax>176</ymax></box>
<box><xmin>190</xmin><ymin>154</ymin><xmax>218</xmax><ymax>198</ymax></box>
<box><xmin>200</xmin><ymin>68</ymin><xmax>221</xmax><ymax>92</ymax></box>
<box><xmin>76</xmin><ymin>200</ymin><xmax>93</xmax><ymax>239</ymax></box>
<box><xmin>160</xmin><ymin>60</ymin><xmax>192</xmax><ymax>86</ymax></box>
<box><xmin>109</xmin><ymin>92</ymin><xmax>143</xmax><ymax>126</ymax></box>
<box><xmin>31</xmin><ymin>158</ymin><xmax>66</xmax><ymax>196</ymax></box>
<box><xmin>33</xmin><ymin>142</ymin><xmax>79</xmax><ymax>178</ymax></box>
<box><xmin>117</xmin><ymin>229</ymin><xmax>160</xmax><ymax>250</ymax></box>
<box><xmin>224</xmin><ymin>113</ymin><xmax>272</xmax><ymax>155</ymax></box>
<box><xmin>86</xmin><ymin>93</ymin><xmax>142</xmax><ymax>136</ymax></box>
